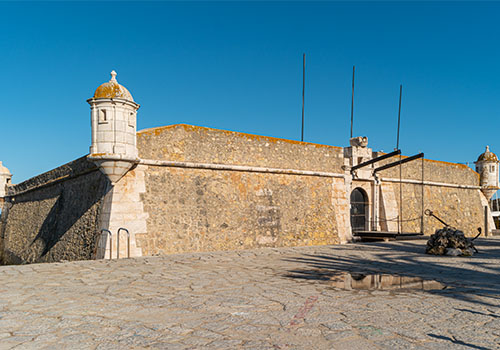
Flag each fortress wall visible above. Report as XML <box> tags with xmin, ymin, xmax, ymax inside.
<box><xmin>137</xmin><ymin>124</ymin><xmax>345</xmax><ymax>173</ymax></box>
<box><xmin>376</xmin><ymin>154</ymin><xmax>478</xmax><ymax>186</ymax></box>
<box><xmin>374</xmin><ymin>155</ymin><xmax>484</xmax><ymax>236</ymax></box>
<box><xmin>389</xmin><ymin>182</ymin><xmax>485</xmax><ymax>236</ymax></box>
<box><xmin>0</xmin><ymin>125</ymin><xmax>488</xmax><ymax>263</ymax></box>
<box><xmin>136</xmin><ymin>166</ymin><xmax>340</xmax><ymax>256</ymax></box>
<box><xmin>0</xmin><ymin>157</ymin><xmax>110</xmax><ymax>264</ymax></box>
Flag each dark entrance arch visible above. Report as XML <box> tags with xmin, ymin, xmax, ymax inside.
<box><xmin>350</xmin><ymin>188</ymin><xmax>368</xmax><ymax>232</ymax></box>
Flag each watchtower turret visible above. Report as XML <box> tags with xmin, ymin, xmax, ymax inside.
<box><xmin>475</xmin><ymin>146</ymin><xmax>499</xmax><ymax>200</ymax></box>
<box><xmin>0</xmin><ymin>161</ymin><xmax>12</xmax><ymax>203</ymax></box>
<box><xmin>87</xmin><ymin>71</ymin><xmax>140</xmax><ymax>183</ymax></box>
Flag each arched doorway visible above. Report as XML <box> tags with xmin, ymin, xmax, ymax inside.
<box><xmin>350</xmin><ymin>188</ymin><xmax>368</xmax><ymax>232</ymax></box>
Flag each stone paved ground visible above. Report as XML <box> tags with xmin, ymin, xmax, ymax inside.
<box><xmin>0</xmin><ymin>239</ymin><xmax>499</xmax><ymax>350</ymax></box>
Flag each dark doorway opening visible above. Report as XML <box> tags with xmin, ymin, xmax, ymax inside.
<box><xmin>351</xmin><ymin>188</ymin><xmax>368</xmax><ymax>232</ymax></box>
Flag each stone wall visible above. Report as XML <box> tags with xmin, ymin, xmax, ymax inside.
<box><xmin>134</xmin><ymin>125</ymin><xmax>346</xmax><ymax>255</ymax></box>
<box><xmin>376</xmin><ymin>154</ymin><xmax>478</xmax><ymax>186</ymax></box>
<box><xmin>389</xmin><ymin>183</ymin><xmax>485</xmax><ymax>236</ymax></box>
<box><xmin>0</xmin><ymin>157</ymin><xmax>110</xmax><ymax>264</ymax></box>
<box><xmin>0</xmin><ymin>124</ymin><xmax>489</xmax><ymax>264</ymax></box>
<box><xmin>137</xmin><ymin>166</ymin><xmax>339</xmax><ymax>255</ymax></box>
<box><xmin>95</xmin><ymin>165</ymin><xmax>147</xmax><ymax>259</ymax></box>
<box><xmin>137</xmin><ymin>124</ymin><xmax>345</xmax><ymax>173</ymax></box>
<box><xmin>375</xmin><ymin>154</ymin><xmax>484</xmax><ymax>236</ymax></box>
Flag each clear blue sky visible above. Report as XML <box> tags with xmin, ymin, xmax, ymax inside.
<box><xmin>1</xmin><ymin>1</ymin><xmax>499</xmax><ymax>183</ymax></box>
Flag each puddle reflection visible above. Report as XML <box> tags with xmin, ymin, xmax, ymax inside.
<box><xmin>329</xmin><ymin>272</ymin><xmax>446</xmax><ymax>291</ymax></box>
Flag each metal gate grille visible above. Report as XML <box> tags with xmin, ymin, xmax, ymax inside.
<box><xmin>350</xmin><ymin>188</ymin><xmax>368</xmax><ymax>232</ymax></box>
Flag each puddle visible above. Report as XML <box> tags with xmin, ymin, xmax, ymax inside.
<box><xmin>328</xmin><ymin>272</ymin><xmax>446</xmax><ymax>291</ymax></box>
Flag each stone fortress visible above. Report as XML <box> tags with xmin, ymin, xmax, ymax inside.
<box><xmin>0</xmin><ymin>71</ymin><xmax>498</xmax><ymax>264</ymax></box>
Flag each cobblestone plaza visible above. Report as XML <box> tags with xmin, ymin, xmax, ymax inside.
<box><xmin>0</xmin><ymin>239</ymin><xmax>499</xmax><ymax>349</ymax></box>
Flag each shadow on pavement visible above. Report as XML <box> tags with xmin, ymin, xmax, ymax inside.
<box><xmin>427</xmin><ymin>333</ymin><xmax>491</xmax><ymax>350</ymax></box>
<box><xmin>283</xmin><ymin>240</ymin><xmax>500</xmax><ymax>307</ymax></box>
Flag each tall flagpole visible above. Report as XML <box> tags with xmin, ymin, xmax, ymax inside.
<box><xmin>396</xmin><ymin>84</ymin><xmax>402</xmax><ymax>150</ymax></box>
<box><xmin>350</xmin><ymin>66</ymin><xmax>355</xmax><ymax>139</ymax></box>
<box><xmin>301</xmin><ymin>53</ymin><xmax>305</xmax><ymax>142</ymax></box>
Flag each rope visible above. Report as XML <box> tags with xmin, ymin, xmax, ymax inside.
<box><xmin>378</xmin><ymin>215</ymin><xmax>423</xmax><ymax>223</ymax></box>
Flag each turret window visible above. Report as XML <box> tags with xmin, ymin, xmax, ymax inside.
<box><xmin>128</xmin><ymin>112</ymin><xmax>134</xmax><ymax>127</ymax></box>
<box><xmin>98</xmin><ymin>109</ymin><xmax>108</xmax><ymax>124</ymax></box>
<box><xmin>128</xmin><ymin>112</ymin><xmax>135</xmax><ymax>127</ymax></box>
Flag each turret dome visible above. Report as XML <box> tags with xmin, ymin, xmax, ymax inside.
<box><xmin>477</xmin><ymin>146</ymin><xmax>498</xmax><ymax>163</ymax></box>
<box><xmin>93</xmin><ymin>70</ymin><xmax>134</xmax><ymax>101</ymax></box>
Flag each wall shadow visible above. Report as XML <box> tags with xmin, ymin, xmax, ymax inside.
<box><xmin>283</xmin><ymin>240</ymin><xmax>500</xmax><ymax>307</ymax></box>
<box><xmin>427</xmin><ymin>334</ymin><xmax>491</xmax><ymax>350</ymax></box>
<box><xmin>3</xmin><ymin>165</ymin><xmax>111</xmax><ymax>264</ymax></box>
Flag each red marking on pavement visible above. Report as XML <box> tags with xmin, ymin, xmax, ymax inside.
<box><xmin>289</xmin><ymin>295</ymin><xmax>318</xmax><ymax>326</ymax></box>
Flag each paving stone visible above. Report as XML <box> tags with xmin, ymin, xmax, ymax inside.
<box><xmin>241</xmin><ymin>340</ymin><xmax>275</xmax><ymax>349</ymax></box>
<box><xmin>321</xmin><ymin>321</ymin><xmax>353</xmax><ymax>331</ymax></box>
<box><xmin>10</xmin><ymin>341</ymin><xmax>59</xmax><ymax>350</ymax></box>
<box><xmin>148</xmin><ymin>342</ymin><xmax>187</xmax><ymax>349</ymax></box>
<box><xmin>355</xmin><ymin>325</ymin><xmax>393</xmax><ymax>340</ymax></box>
<box><xmin>326</xmin><ymin>336</ymin><xmax>378</xmax><ymax>350</ymax></box>
<box><xmin>0</xmin><ymin>240</ymin><xmax>498</xmax><ymax>349</ymax></box>
<box><xmin>323</xmin><ymin>330</ymin><xmax>358</xmax><ymax>341</ymax></box>
<box><xmin>373</xmin><ymin>338</ymin><xmax>422</xmax><ymax>350</ymax></box>
<box><xmin>0</xmin><ymin>336</ymin><xmax>35</xmax><ymax>350</ymax></box>
<box><xmin>205</xmin><ymin>338</ymin><xmax>244</xmax><ymax>348</ymax></box>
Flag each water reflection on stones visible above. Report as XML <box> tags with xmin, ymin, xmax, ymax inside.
<box><xmin>329</xmin><ymin>272</ymin><xmax>446</xmax><ymax>291</ymax></box>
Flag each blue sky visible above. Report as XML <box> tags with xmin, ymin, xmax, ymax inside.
<box><xmin>1</xmin><ymin>1</ymin><xmax>499</xmax><ymax>183</ymax></box>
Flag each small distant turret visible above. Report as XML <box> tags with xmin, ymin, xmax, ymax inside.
<box><xmin>0</xmin><ymin>161</ymin><xmax>12</xmax><ymax>203</ymax></box>
<box><xmin>87</xmin><ymin>71</ymin><xmax>140</xmax><ymax>183</ymax></box>
<box><xmin>475</xmin><ymin>146</ymin><xmax>499</xmax><ymax>200</ymax></box>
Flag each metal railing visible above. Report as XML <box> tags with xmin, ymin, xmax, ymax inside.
<box><xmin>117</xmin><ymin>227</ymin><xmax>130</xmax><ymax>259</ymax></box>
<box><xmin>96</xmin><ymin>228</ymin><xmax>131</xmax><ymax>260</ymax></box>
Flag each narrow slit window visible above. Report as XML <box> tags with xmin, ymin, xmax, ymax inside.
<box><xmin>128</xmin><ymin>112</ymin><xmax>135</xmax><ymax>127</ymax></box>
